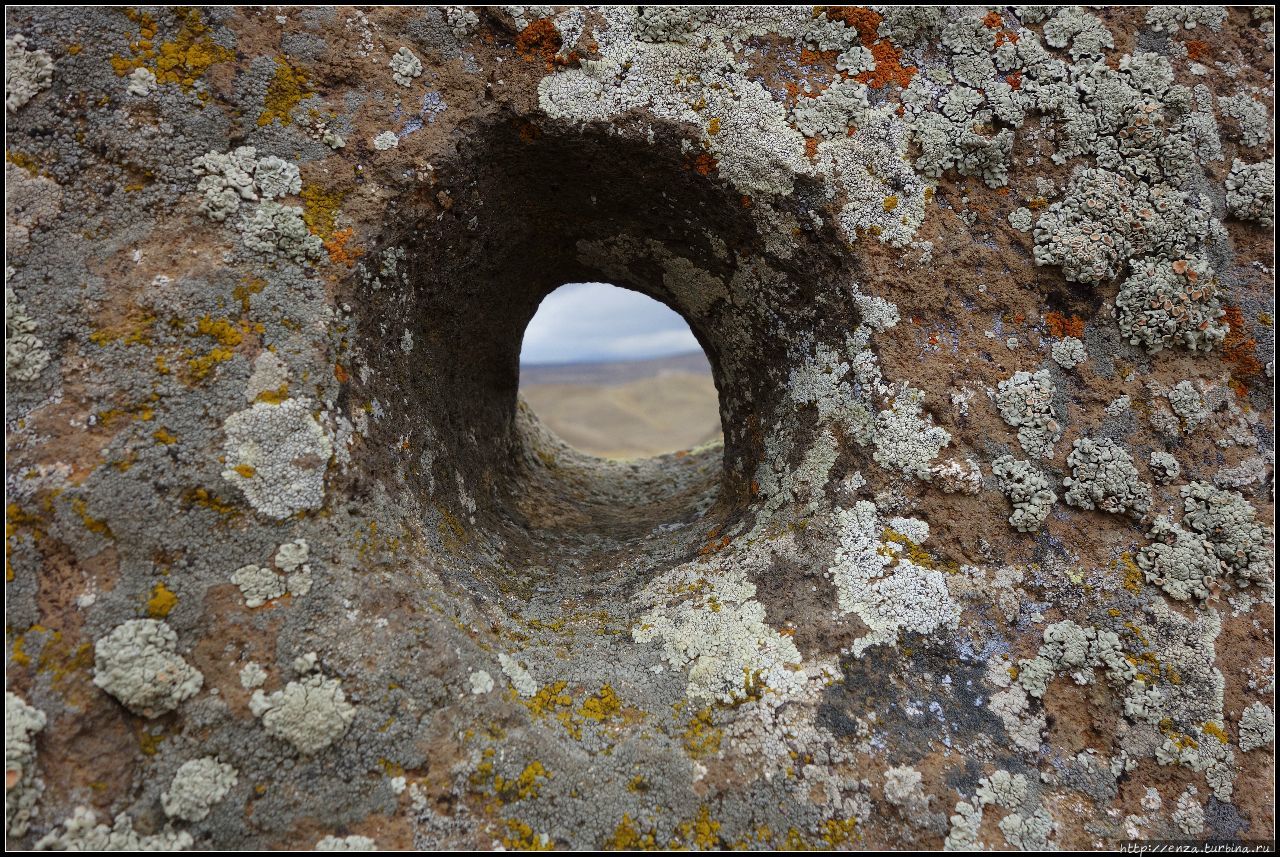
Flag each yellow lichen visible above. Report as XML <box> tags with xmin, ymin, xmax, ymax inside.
<box><xmin>111</xmin><ymin>8</ymin><xmax>234</xmax><ymax>92</ymax></box>
<box><xmin>501</xmin><ymin>820</ymin><xmax>553</xmax><ymax>851</ymax></box>
<box><xmin>258</xmin><ymin>56</ymin><xmax>311</xmax><ymax>126</ymax></box>
<box><xmin>146</xmin><ymin>582</ymin><xmax>178</xmax><ymax>618</ymax></box>
<box><xmin>672</xmin><ymin>805</ymin><xmax>721</xmax><ymax>850</ymax></box>
<box><xmin>606</xmin><ymin>815</ymin><xmax>656</xmax><ymax>850</ymax></box>
<box><xmin>681</xmin><ymin>706</ymin><xmax>723</xmax><ymax>758</ymax></box>
<box><xmin>72</xmin><ymin>498</ymin><xmax>114</xmax><ymax>539</ymax></box>
<box><xmin>300</xmin><ymin>184</ymin><xmax>345</xmax><ymax>240</ymax></box>
<box><xmin>577</xmin><ymin>684</ymin><xmax>622</xmax><ymax>722</ymax></box>
<box><xmin>153</xmin><ymin>427</ymin><xmax>178</xmax><ymax>445</ymax></box>
<box><xmin>255</xmin><ymin>383</ymin><xmax>290</xmax><ymax>404</ymax></box>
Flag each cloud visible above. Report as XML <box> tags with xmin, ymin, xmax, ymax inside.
<box><xmin>520</xmin><ymin>283</ymin><xmax>702</xmax><ymax>364</ymax></box>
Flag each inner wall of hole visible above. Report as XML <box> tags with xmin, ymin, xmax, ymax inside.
<box><xmin>340</xmin><ymin>117</ymin><xmax>862</xmax><ymax>554</ymax></box>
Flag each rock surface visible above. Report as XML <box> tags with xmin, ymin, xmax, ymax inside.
<box><xmin>4</xmin><ymin>5</ymin><xmax>1274</xmax><ymax>850</ymax></box>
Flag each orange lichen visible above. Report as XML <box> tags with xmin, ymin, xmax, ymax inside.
<box><xmin>515</xmin><ymin>18</ymin><xmax>562</xmax><ymax>69</ymax></box>
<box><xmin>323</xmin><ymin>228</ymin><xmax>362</xmax><ymax>267</ymax></box>
<box><xmin>824</xmin><ymin>7</ymin><xmax>883</xmax><ymax>47</ymax></box>
<box><xmin>799</xmin><ymin>47</ymin><xmax>839</xmax><ymax>65</ymax></box>
<box><xmin>692</xmin><ymin>153</ymin><xmax>717</xmax><ymax>176</ymax></box>
<box><xmin>1184</xmin><ymin>40</ymin><xmax>1212</xmax><ymax>62</ymax></box>
<box><xmin>1045</xmin><ymin>311</ymin><xmax>1086</xmax><ymax>339</ymax></box>
<box><xmin>1221</xmin><ymin>305</ymin><xmax>1262</xmax><ymax>390</ymax></box>
<box><xmin>855</xmin><ymin>39</ymin><xmax>917</xmax><ymax>89</ymax></box>
<box><xmin>1005</xmin><ymin>71</ymin><xmax>1023</xmax><ymax>90</ymax></box>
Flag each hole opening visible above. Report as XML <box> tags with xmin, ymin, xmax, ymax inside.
<box><xmin>518</xmin><ymin>282</ymin><xmax>723</xmax><ymax>461</ymax></box>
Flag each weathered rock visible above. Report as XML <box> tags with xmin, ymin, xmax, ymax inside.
<box><xmin>5</xmin><ymin>6</ymin><xmax>1273</xmax><ymax>851</ymax></box>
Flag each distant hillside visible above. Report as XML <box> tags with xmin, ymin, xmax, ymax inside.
<box><xmin>520</xmin><ymin>350</ymin><xmax>713</xmax><ymax>386</ymax></box>
<box><xmin>519</xmin><ymin>352</ymin><xmax>721</xmax><ymax>459</ymax></box>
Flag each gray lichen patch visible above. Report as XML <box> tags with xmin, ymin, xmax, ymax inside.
<box><xmin>92</xmin><ymin>620</ymin><xmax>203</xmax><ymax>718</ymax></box>
<box><xmin>249</xmin><ymin>671</ymin><xmax>355</xmax><ymax>755</ymax></box>
<box><xmin>220</xmin><ymin>399</ymin><xmax>333</xmax><ymax>520</ymax></box>
<box><xmin>991</xmin><ymin>455</ymin><xmax>1057</xmax><ymax>533</ymax></box>
<box><xmin>5</xmin><ymin>692</ymin><xmax>46</xmax><ymax>838</ymax></box>
<box><xmin>161</xmin><ymin>757</ymin><xmax>238</xmax><ymax>822</ymax></box>
<box><xmin>1062</xmin><ymin>436</ymin><xmax>1152</xmax><ymax>517</ymax></box>
<box><xmin>994</xmin><ymin>369</ymin><xmax>1062</xmax><ymax>459</ymax></box>
<box><xmin>3</xmin><ymin>5</ymin><xmax>1274</xmax><ymax>851</ymax></box>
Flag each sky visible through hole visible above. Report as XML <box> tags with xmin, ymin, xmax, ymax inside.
<box><xmin>519</xmin><ymin>282</ymin><xmax>702</xmax><ymax>365</ymax></box>
<box><xmin>519</xmin><ymin>283</ymin><xmax>721</xmax><ymax>459</ymax></box>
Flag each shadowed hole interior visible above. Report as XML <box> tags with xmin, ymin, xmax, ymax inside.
<box><xmin>341</xmin><ymin>117</ymin><xmax>859</xmax><ymax>601</ymax></box>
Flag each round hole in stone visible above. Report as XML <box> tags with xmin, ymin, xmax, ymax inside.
<box><xmin>518</xmin><ymin>282</ymin><xmax>723</xmax><ymax>460</ymax></box>
<box><xmin>341</xmin><ymin>117</ymin><xmax>860</xmax><ymax>601</ymax></box>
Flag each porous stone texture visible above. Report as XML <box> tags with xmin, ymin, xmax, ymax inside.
<box><xmin>4</xmin><ymin>6</ymin><xmax>1274</xmax><ymax>851</ymax></box>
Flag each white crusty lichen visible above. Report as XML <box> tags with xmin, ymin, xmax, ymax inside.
<box><xmin>1062</xmin><ymin>437</ymin><xmax>1152</xmax><ymax>517</ymax></box>
<box><xmin>192</xmin><ymin>147</ymin><xmax>303</xmax><ymax>220</ymax></box>
<box><xmin>872</xmin><ymin>388</ymin><xmax>951</xmax><ymax>479</ymax></box>
<box><xmin>6</xmin><ymin>286</ymin><xmax>50</xmax><ymax>383</ymax></box>
<box><xmin>883</xmin><ymin>765</ymin><xmax>932</xmax><ymax>818</ymax></box>
<box><xmin>92</xmin><ymin>619</ymin><xmax>203</xmax><ymax>718</ymax></box>
<box><xmin>35</xmin><ymin>806</ymin><xmax>193</xmax><ymax>850</ymax></box>
<box><xmin>1225</xmin><ymin>158</ymin><xmax>1275</xmax><ymax>227</ymax></box>
<box><xmin>231</xmin><ymin>563</ymin><xmax>286</xmax><ymax>608</ymax></box>
<box><xmin>161</xmin><ymin>757</ymin><xmax>238</xmax><ymax>822</ymax></box>
<box><xmin>1172</xmin><ymin>787</ymin><xmax>1205</xmax><ymax>835</ymax></box>
<box><xmin>250</xmin><ymin>671</ymin><xmax>355</xmax><ymax>755</ymax></box>
<box><xmin>1218</xmin><ymin>93</ymin><xmax>1271</xmax><ymax>148</ymax></box>
<box><xmin>1032</xmin><ymin>168</ymin><xmax>1214</xmax><ymax>287</ymax></box>
<box><xmin>1016</xmin><ymin>621</ymin><xmax>1136</xmax><ymax>700</ymax></box>
<box><xmin>252</xmin><ymin>156</ymin><xmax>302</xmax><ymax>199</ymax></box>
<box><xmin>977</xmin><ymin>769</ymin><xmax>1030</xmax><ymax>811</ymax></box>
<box><xmin>373</xmin><ymin>130</ymin><xmax>399</xmax><ymax>150</ymax></box>
<box><xmin>633</xmin><ymin>558</ymin><xmax>805</xmax><ymax>703</ymax></box>
<box><xmin>239</xmin><ymin>201</ymin><xmax>324</xmax><ymax>263</ymax></box>
<box><xmin>1007</xmin><ymin>206</ymin><xmax>1034</xmax><ymax>233</ymax></box>
<box><xmin>993</xmin><ymin>370</ymin><xmax>1061</xmax><ymax>459</ymax></box>
<box><xmin>469</xmin><ymin>670</ymin><xmax>494</xmax><ymax>695</ymax></box>
<box><xmin>192</xmin><ymin>146</ymin><xmax>260</xmax><ymax>221</ymax></box>
<box><xmin>1114</xmin><ymin>256</ymin><xmax>1227</xmax><ymax>354</ymax></box>
<box><xmin>1050</xmin><ymin>336</ymin><xmax>1087</xmax><ymax>369</ymax></box>
<box><xmin>1149</xmin><ymin>450</ymin><xmax>1181</xmax><ymax>483</ymax></box>
<box><xmin>1139</xmin><ymin>481</ymin><xmax>1273</xmax><ymax>601</ymax></box>
<box><xmin>828</xmin><ymin>502</ymin><xmax>960</xmax><ymax>656</ymax></box>
<box><xmin>126</xmin><ymin>66</ymin><xmax>156</xmax><ymax>96</ymax></box>
<box><xmin>275</xmin><ymin>538</ymin><xmax>314</xmax><ymax>596</ymax></box>
<box><xmin>389</xmin><ymin>46</ymin><xmax>422</xmax><ymax>86</ymax></box>
<box><xmin>6</xmin><ymin>692</ymin><xmax>46</xmax><ymax>837</ymax></box>
<box><xmin>1146</xmin><ymin>6</ymin><xmax>1227</xmax><ymax>32</ymax></box>
<box><xmin>316</xmin><ymin>834</ymin><xmax>377</xmax><ymax>850</ymax></box>
<box><xmin>1238</xmin><ymin>701</ymin><xmax>1274</xmax><ymax>753</ymax></box>
<box><xmin>991</xmin><ymin>455</ymin><xmax>1057</xmax><ymax>533</ymax></box>
<box><xmin>498</xmin><ymin>653</ymin><xmax>538</xmax><ymax>698</ymax></box>
<box><xmin>221</xmin><ymin>399</ymin><xmax>333</xmax><ymax>520</ymax></box>
<box><xmin>239</xmin><ymin>661</ymin><xmax>267</xmax><ymax>690</ymax></box>
<box><xmin>5</xmin><ymin>35</ymin><xmax>53</xmax><ymax>112</ymax></box>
